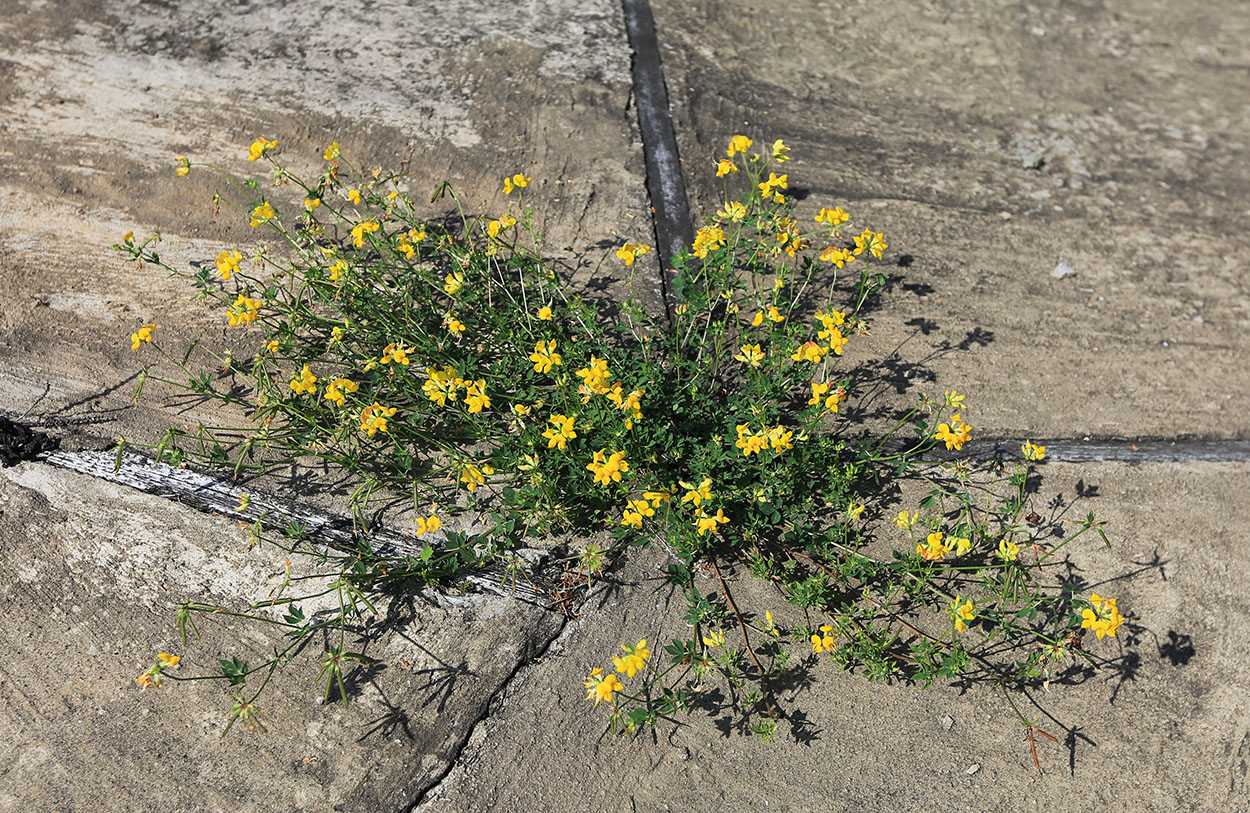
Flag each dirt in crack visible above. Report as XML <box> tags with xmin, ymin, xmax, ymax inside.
<box><xmin>0</xmin><ymin>417</ymin><xmax>58</xmax><ymax>467</ymax></box>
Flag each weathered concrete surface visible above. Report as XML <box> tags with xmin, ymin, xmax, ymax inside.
<box><xmin>0</xmin><ymin>0</ymin><xmax>654</xmax><ymax>446</ymax></box>
<box><xmin>0</xmin><ymin>1</ymin><xmax>641</xmax><ymax>809</ymax></box>
<box><xmin>653</xmin><ymin>0</ymin><xmax>1250</xmax><ymax>440</ymax></box>
<box><xmin>0</xmin><ymin>461</ymin><xmax>564</xmax><ymax>811</ymax></box>
<box><xmin>421</xmin><ymin>462</ymin><xmax>1250</xmax><ymax>812</ymax></box>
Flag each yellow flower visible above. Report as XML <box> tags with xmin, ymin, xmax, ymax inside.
<box><xmin>702</xmin><ymin>629</ymin><xmax>726</xmax><ymax>648</ymax></box>
<box><xmin>766</xmin><ymin>425</ymin><xmax>793</xmax><ymax>453</ymax></box>
<box><xmin>359</xmin><ymin>402</ymin><xmax>397</xmax><ymax>436</ymax></box>
<box><xmin>175</xmin><ymin>156</ymin><xmax>190</xmax><ymax>177</ymax></box>
<box><xmin>380</xmin><ymin>342</ymin><xmax>413</xmax><ymax>366</ymax></box>
<box><xmin>814</xmin><ymin>206</ymin><xmax>849</xmax><ymax>226</ymax></box>
<box><xmin>893</xmin><ymin>510</ymin><xmax>917</xmax><ymax>530</ymax></box>
<box><xmin>422</xmin><ymin>365</ymin><xmax>463</xmax><ymax>407</ymax></box>
<box><xmin>327</xmin><ymin>259</ymin><xmax>348</xmax><ymax>281</ymax></box>
<box><xmin>129</xmin><ymin>323</ymin><xmax>155</xmax><ymax>350</ymax></box>
<box><xmin>529</xmin><ymin>340</ymin><xmax>562</xmax><ymax>374</ymax></box>
<box><xmin>751</xmin><ymin>310</ymin><xmax>765</xmax><ymax>327</ymax></box>
<box><xmin>265</xmin><ymin>339</ymin><xmax>279</xmax><ymax>353</ymax></box>
<box><xmin>458</xmin><ymin>461</ymin><xmax>495</xmax><ymax>491</ymax></box>
<box><xmin>289</xmin><ymin>364</ymin><xmax>318</xmax><ymax>396</ymax></box>
<box><xmin>246</xmin><ymin>137</ymin><xmax>277</xmax><ymax>161</ymax></box>
<box><xmin>584</xmin><ymin>668</ymin><xmax>624</xmax><ymax>707</ymax></box>
<box><xmin>726</xmin><ymin>134</ymin><xmax>753</xmax><ymax>158</ymax></box>
<box><xmin>323</xmin><ymin>377</ymin><xmax>359</xmax><ymax>407</ymax></box>
<box><xmin>819</xmin><ymin>246</ymin><xmax>855</xmax><ymax>267</ymax></box>
<box><xmin>997</xmin><ymin>538</ymin><xmax>1021</xmax><ymax>562</ymax></box>
<box><xmin>1081</xmin><ymin>593</ymin><xmax>1125</xmax><ymax>639</ymax></box>
<box><xmin>643</xmin><ymin>489</ymin><xmax>671</xmax><ymax>508</ymax></box>
<box><xmin>735</xmin><ymin>424</ymin><xmax>768</xmax><ymax>457</ymax></box>
<box><xmin>852</xmin><ymin>229</ymin><xmax>888</xmax><ymax>259</ymax></box>
<box><xmin>445</xmin><ymin>317</ymin><xmax>466</xmax><ymax>335</ymax></box>
<box><xmin>826</xmin><ymin>328</ymin><xmax>848</xmax><ymax>356</ymax></box>
<box><xmin>716</xmin><ymin>200</ymin><xmax>747</xmax><ymax>221</ymax></box>
<box><xmin>679</xmin><ymin>478</ymin><xmax>713</xmax><ymax>507</ymax></box>
<box><xmin>586</xmin><ymin>449</ymin><xmax>629</xmax><ymax>486</ymax></box>
<box><xmin>951</xmin><ymin>596</ymin><xmax>976</xmax><ymax>633</ymax></box>
<box><xmin>692</xmin><ymin>226</ymin><xmax>725</xmax><ymax>259</ymax></box>
<box><xmin>771</xmin><ymin>139</ymin><xmax>791</xmax><ymax>163</ymax></box>
<box><xmin>758</xmin><ymin>172</ymin><xmax>788</xmax><ymax>197</ymax></box>
<box><xmin>227</xmin><ymin>294</ymin><xmax>262</xmax><ymax>327</ymax></box>
<box><xmin>351</xmin><ymin>220</ymin><xmax>380</xmax><ymax>247</ymax></box>
<box><xmin>575</xmin><ymin>356</ymin><xmax>613</xmax><ymax>397</ymax></box>
<box><xmin>944</xmin><ymin>389</ymin><xmax>967</xmax><ymax>409</ymax></box>
<box><xmin>811</xmin><ymin>624</ymin><xmax>836</xmax><ymax>653</ymax></box>
<box><xmin>613</xmin><ymin>639</ymin><xmax>651</xmax><ymax>678</ymax></box>
<box><xmin>952</xmin><ymin>536</ymin><xmax>972</xmax><ymax>556</ymax></box>
<box><xmin>329</xmin><ymin>326</ymin><xmax>344</xmax><ymax>344</ymax></box>
<box><xmin>734</xmin><ymin>343</ymin><xmax>765</xmax><ymax>367</ymax></box>
<box><xmin>715</xmin><ymin>158</ymin><xmax>738</xmax><ymax>177</ymax></box>
<box><xmin>463</xmin><ymin>379</ymin><xmax>491</xmax><ymax>413</ymax></box>
<box><xmin>249</xmin><ymin>202</ymin><xmax>276</xmax><ymax>228</ymax></box>
<box><xmin>157</xmin><ymin>653</ymin><xmax>181</xmax><ymax>668</ymax></box>
<box><xmin>415</xmin><ymin>513</ymin><xmax>442</xmax><ymax>536</ymax></box>
<box><xmin>543</xmin><ymin>414</ymin><xmax>577</xmax><ymax>450</ymax></box>
<box><xmin>847</xmin><ymin>502</ymin><xmax>866</xmax><ymax>519</ymax></box>
<box><xmin>444</xmin><ymin>272</ymin><xmax>465</xmax><ymax>295</ymax></box>
<box><xmin>790</xmin><ymin>341</ymin><xmax>827</xmax><ymax>364</ymax></box>
<box><xmin>303</xmin><ymin>197</ymin><xmax>322</xmax><ymax>210</ymax></box>
<box><xmin>615</xmin><ymin>242</ymin><xmax>652</xmax><ymax>266</ymax></box>
<box><xmin>323</xmin><ymin>141</ymin><xmax>341</xmax><ymax>160</ymax></box>
<box><xmin>503</xmin><ymin>173</ymin><xmax>531</xmax><ymax>194</ymax></box>
<box><xmin>537</xmin><ymin>305</ymin><xmax>554</xmax><ymax>321</ymax></box>
<box><xmin>1022</xmin><ymin>440</ymin><xmax>1047</xmax><ymax>461</ymax></box>
<box><xmin>934</xmin><ymin>414</ymin><xmax>972</xmax><ymax>451</ymax></box>
<box><xmin>695</xmin><ymin>508</ymin><xmax>729</xmax><ymax>536</ymax></box>
<box><xmin>916</xmin><ymin>531</ymin><xmax>950</xmax><ymax>561</ymax></box>
<box><xmin>487</xmin><ymin>214</ymin><xmax>516</xmax><ymax>238</ymax></box>
<box><xmin>766</xmin><ymin>306</ymin><xmax>785</xmax><ymax>323</ymax></box>
<box><xmin>511</xmin><ymin>404</ymin><xmax>532</xmax><ymax>417</ymax></box>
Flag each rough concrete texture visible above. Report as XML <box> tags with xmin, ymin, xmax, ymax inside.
<box><xmin>1</xmin><ymin>0</ymin><xmax>1249</xmax><ymax>811</ymax></box>
<box><xmin>421</xmin><ymin>463</ymin><xmax>1250</xmax><ymax>812</ymax></box>
<box><xmin>655</xmin><ymin>0</ymin><xmax>1250</xmax><ymax>439</ymax></box>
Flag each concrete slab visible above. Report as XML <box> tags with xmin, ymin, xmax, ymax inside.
<box><xmin>420</xmin><ymin>461</ymin><xmax>1250</xmax><ymax>811</ymax></box>
<box><xmin>0</xmin><ymin>0</ymin><xmax>654</xmax><ymax>445</ymax></box>
<box><xmin>652</xmin><ymin>0</ymin><xmax>1250</xmax><ymax>439</ymax></box>
<box><xmin>0</xmin><ymin>461</ymin><xmax>563</xmax><ymax>810</ymax></box>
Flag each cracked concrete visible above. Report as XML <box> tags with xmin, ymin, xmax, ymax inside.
<box><xmin>1</xmin><ymin>0</ymin><xmax>1249</xmax><ymax>810</ymax></box>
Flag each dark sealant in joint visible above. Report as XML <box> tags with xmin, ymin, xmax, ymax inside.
<box><xmin>621</xmin><ymin>0</ymin><xmax>693</xmax><ymax>319</ymax></box>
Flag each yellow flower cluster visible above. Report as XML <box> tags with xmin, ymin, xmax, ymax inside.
<box><xmin>814</xmin><ymin>206</ymin><xmax>848</xmax><ymax>228</ymax></box>
<box><xmin>246</xmin><ymin>137</ymin><xmax>277</xmax><ymax>161</ymax></box>
<box><xmin>583</xmin><ymin>639</ymin><xmax>652</xmax><ymax>709</ymax></box>
<box><xmin>997</xmin><ymin>538</ymin><xmax>1021</xmax><ymax>561</ymax></box>
<box><xmin>575</xmin><ymin>357</ymin><xmax>612</xmax><ymax>399</ymax></box>
<box><xmin>136</xmin><ymin>652</ymin><xmax>180</xmax><ymax>690</ymax></box>
<box><xmin>734</xmin><ymin>343</ymin><xmax>764</xmax><ymax>367</ymax></box>
<box><xmin>422</xmin><ymin>365</ymin><xmax>466</xmax><ymax>407</ymax></box>
<box><xmin>915</xmin><ymin>531</ymin><xmax>972</xmax><ymax>562</ymax></box>
<box><xmin>1081</xmin><ymin>593</ymin><xmax>1125</xmax><ymax>639</ymax></box>
<box><xmin>459</xmin><ymin>460</ymin><xmax>495</xmax><ymax>492</ymax></box>
<box><xmin>726</xmin><ymin>134</ymin><xmax>752</xmax><ymax>157</ymax></box>
<box><xmin>951</xmin><ymin>596</ymin><xmax>976</xmax><ymax>633</ymax></box>
<box><xmin>381</xmin><ymin>342</ymin><xmax>413</xmax><ymax>366</ymax></box>
<box><xmin>935</xmin><ymin>413</ymin><xmax>973</xmax><ymax>451</ymax></box>
<box><xmin>351</xmin><ymin>220</ymin><xmax>380</xmax><ymax>247</ymax></box>
<box><xmin>215</xmin><ymin>249</ymin><xmax>243</xmax><ymax>280</ymax></box>
<box><xmin>323</xmin><ymin>377</ymin><xmax>359</xmax><ymax>407</ymax></box>
<box><xmin>129</xmin><ymin>323</ymin><xmax>155</xmax><ymax>351</ymax></box>
<box><xmin>227</xmin><ymin>294</ymin><xmax>262</xmax><ymax>327</ymax></box>
<box><xmin>811</xmin><ymin>624</ymin><xmax>836</xmax><ymax>653</ymax></box>
<box><xmin>463</xmin><ymin>379</ymin><xmax>491</xmax><ymax>413</ymax></box>
<box><xmin>543</xmin><ymin>414</ymin><xmax>577</xmax><ymax>450</ymax></box>
<box><xmin>1022</xmin><ymin>440</ymin><xmax>1047</xmax><ymax>461</ymax></box>
<box><xmin>249</xmin><ymin>202</ymin><xmax>276</xmax><ymax>228</ymax></box>
<box><xmin>486</xmin><ymin>214</ymin><xmax>516</xmax><ymax>238</ymax></box>
<box><xmin>529</xmin><ymin>340</ymin><xmax>562</xmax><ymax>374</ymax></box>
<box><xmin>853</xmin><ymin>229</ymin><xmax>888</xmax><ymax>259</ymax></box>
<box><xmin>359</xmin><ymin>402</ymin><xmax>396</xmax><ymax>436</ymax></box>
<box><xmin>758</xmin><ymin>172</ymin><xmax>787</xmax><ymax>203</ymax></box>
<box><xmin>289</xmin><ymin>364</ymin><xmax>318</xmax><ymax>396</ymax></box>
<box><xmin>734</xmin><ymin>423</ymin><xmax>793</xmax><ymax>457</ymax></box>
<box><xmin>615</xmin><ymin>243</ymin><xmax>651</xmax><ymax>266</ymax></box>
<box><xmin>605</xmin><ymin>384</ymin><xmax>645</xmax><ymax>429</ymax></box>
<box><xmin>443</xmin><ymin>271</ymin><xmax>464</xmax><ymax>295</ymax></box>
<box><xmin>750</xmin><ymin>306</ymin><xmax>785</xmax><ymax>326</ymax></box>
<box><xmin>695</xmin><ymin>508</ymin><xmax>729</xmax><ymax>536</ymax></box>
<box><xmin>808</xmin><ymin>382</ymin><xmax>846</xmax><ymax>413</ymax></box>
<box><xmin>620</xmin><ymin>498</ymin><xmax>655</xmax><ymax>529</ymax></box>
<box><xmin>587</xmin><ymin>449</ymin><xmax>629</xmax><ymax>486</ymax></box>
<box><xmin>819</xmin><ymin>246</ymin><xmax>855</xmax><ymax>267</ymax></box>
<box><xmin>692</xmin><ymin>225</ymin><xmax>725</xmax><ymax>259</ymax></box>
<box><xmin>502</xmin><ymin>173</ymin><xmax>531</xmax><ymax>194</ymax></box>
<box><xmin>715</xmin><ymin>158</ymin><xmax>738</xmax><ymax>177</ymax></box>
<box><xmin>415</xmin><ymin>512</ymin><xmax>442</xmax><ymax>536</ymax></box>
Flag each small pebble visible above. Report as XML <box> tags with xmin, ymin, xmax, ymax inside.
<box><xmin>966</xmin><ymin>763</ymin><xmax>981</xmax><ymax>775</ymax></box>
<box><xmin>942</xmin><ymin>715</ymin><xmax>954</xmax><ymax>730</ymax></box>
<box><xmin>1050</xmin><ymin>262</ymin><xmax>1076</xmax><ymax>279</ymax></box>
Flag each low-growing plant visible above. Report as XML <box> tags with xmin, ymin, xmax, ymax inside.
<box><xmin>123</xmin><ymin>136</ymin><xmax>1126</xmax><ymax>766</ymax></box>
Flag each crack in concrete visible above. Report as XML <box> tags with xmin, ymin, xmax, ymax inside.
<box><xmin>407</xmin><ymin>611</ymin><xmax>572</xmax><ymax>811</ymax></box>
